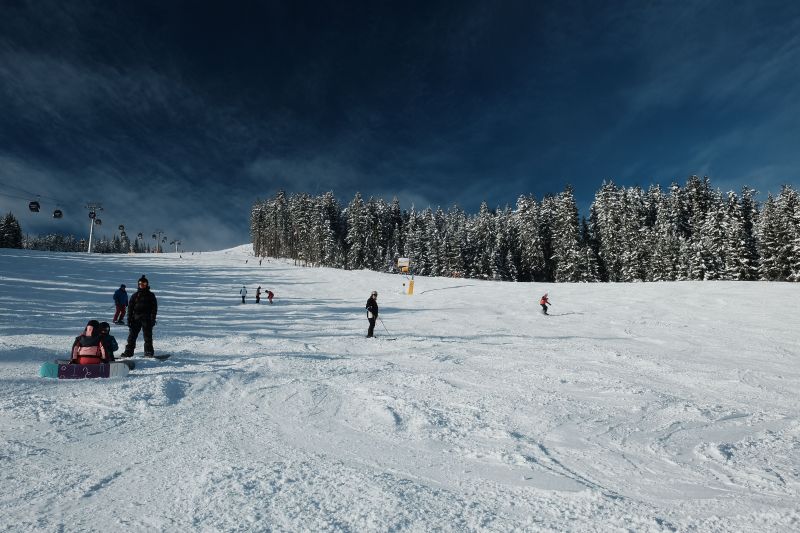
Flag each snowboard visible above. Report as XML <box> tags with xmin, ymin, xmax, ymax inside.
<box><xmin>56</xmin><ymin>359</ymin><xmax>136</xmax><ymax>370</ymax></box>
<box><xmin>40</xmin><ymin>361</ymin><xmax>130</xmax><ymax>379</ymax></box>
<box><xmin>119</xmin><ymin>353</ymin><xmax>171</xmax><ymax>361</ymax></box>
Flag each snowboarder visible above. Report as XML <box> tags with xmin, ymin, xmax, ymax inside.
<box><xmin>267</xmin><ymin>290</ymin><xmax>274</xmax><ymax>304</ymax></box>
<box><xmin>113</xmin><ymin>284</ymin><xmax>128</xmax><ymax>325</ymax></box>
<box><xmin>98</xmin><ymin>321</ymin><xmax>119</xmax><ymax>360</ymax></box>
<box><xmin>540</xmin><ymin>293</ymin><xmax>551</xmax><ymax>315</ymax></box>
<box><xmin>70</xmin><ymin>320</ymin><xmax>111</xmax><ymax>365</ymax></box>
<box><xmin>256</xmin><ymin>286</ymin><xmax>262</xmax><ymax>304</ymax></box>
<box><xmin>366</xmin><ymin>291</ymin><xmax>379</xmax><ymax>337</ymax></box>
<box><xmin>121</xmin><ymin>275</ymin><xmax>158</xmax><ymax>358</ymax></box>
<box><xmin>240</xmin><ymin>285</ymin><xmax>247</xmax><ymax>304</ymax></box>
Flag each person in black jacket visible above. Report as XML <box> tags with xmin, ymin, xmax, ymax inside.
<box><xmin>121</xmin><ymin>275</ymin><xmax>158</xmax><ymax>357</ymax></box>
<box><xmin>365</xmin><ymin>291</ymin><xmax>378</xmax><ymax>338</ymax></box>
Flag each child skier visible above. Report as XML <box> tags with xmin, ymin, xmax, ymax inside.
<box><xmin>98</xmin><ymin>321</ymin><xmax>119</xmax><ymax>360</ymax></box>
<box><xmin>267</xmin><ymin>290</ymin><xmax>274</xmax><ymax>304</ymax></box>
<box><xmin>240</xmin><ymin>285</ymin><xmax>247</xmax><ymax>304</ymax></box>
<box><xmin>256</xmin><ymin>286</ymin><xmax>262</xmax><ymax>304</ymax></box>
<box><xmin>539</xmin><ymin>293</ymin><xmax>551</xmax><ymax>315</ymax></box>
<box><xmin>113</xmin><ymin>284</ymin><xmax>128</xmax><ymax>324</ymax></box>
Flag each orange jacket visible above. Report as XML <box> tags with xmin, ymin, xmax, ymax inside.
<box><xmin>539</xmin><ymin>295</ymin><xmax>550</xmax><ymax>305</ymax></box>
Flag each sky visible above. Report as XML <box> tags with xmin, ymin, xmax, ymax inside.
<box><xmin>1</xmin><ymin>0</ymin><xmax>800</xmax><ymax>250</ymax></box>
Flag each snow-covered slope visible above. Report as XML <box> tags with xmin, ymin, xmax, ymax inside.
<box><xmin>1</xmin><ymin>247</ymin><xmax>798</xmax><ymax>532</ymax></box>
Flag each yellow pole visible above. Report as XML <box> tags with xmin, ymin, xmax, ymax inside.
<box><xmin>408</xmin><ymin>279</ymin><xmax>414</xmax><ymax>295</ymax></box>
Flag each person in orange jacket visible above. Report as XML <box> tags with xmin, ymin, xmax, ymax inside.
<box><xmin>539</xmin><ymin>293</ymin><xmax>551</xmax><ymax>315</ymax></box>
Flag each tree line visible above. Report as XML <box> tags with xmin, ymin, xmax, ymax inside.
<box><xmin>0</xmin><ymin>212</ymin><xmax>153</xmax><ymax>253</ymax></box>
<box><xmin>250</xmin><ymin>176</ymin><xmax>800</xmax><ymax>282</ymax></box>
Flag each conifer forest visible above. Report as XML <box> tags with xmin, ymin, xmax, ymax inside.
<box><xmin>250</xmin><ymin>176</ymin><xmax>800</xmax><ymax>282</ymax></box>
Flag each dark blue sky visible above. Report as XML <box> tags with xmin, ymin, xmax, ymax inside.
<box><xmin>2</xmin><ymin>0</ymin><xmax>799</xmax><ymax>249</ymax></box>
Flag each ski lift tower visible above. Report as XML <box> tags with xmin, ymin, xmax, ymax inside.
<box><xmin>152</xmin><ymin>230</ymin><xmax>165</xmax><ymax>253</ymax></box>
<box><xmin>170</xmin><ymin>239</ymin><xmax>182</xmax><ymax>253</ymax></box>
<box><xmin>85</xmin><ymin>203</ymin><xmax>103</xmax><ymax>253</ymax></box>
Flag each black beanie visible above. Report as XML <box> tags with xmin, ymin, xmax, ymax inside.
<box><xmin>139</xmin><ymin>275</ymin><xmax>148</xmax><ymax>284</ymax></box>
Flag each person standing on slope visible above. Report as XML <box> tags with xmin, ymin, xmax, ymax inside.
<box><xmin>539</xmin><ymin>293</ymin><xmax>551</xmax><ymax>315</ymax></box>
<box><xmin>121</xmin><ymin>275</ymin><xmax>158</xmax><ymax>358</ymax></box>
<box><xmin>113</xmin><ymin>284</ymin><xmax>128</xmax><ymax>325</ymax></box>
<box><xmin>365</xmin><ymin>290</ymin><xmax>379</xmax><ymax>337</ymax></box>
<box><xmin>256</xmin><ymin>286</ymin><xmax>262</xmax><ymax>304</ymax></box>
<box><xmin>240</xmin><ymin>285</ymin><xmax>247</xmax><ymax>304</ymax></box>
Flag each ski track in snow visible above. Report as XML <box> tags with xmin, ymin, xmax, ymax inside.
<box><xmin>1</xmin><ymin>246</ymin><xmax>799</xmax><ymax>532</ymax></box>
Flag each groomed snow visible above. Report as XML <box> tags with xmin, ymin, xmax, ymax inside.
<box><xmin>1</xmin><ymin>246</ymin><xmax>798</xmax><ymax>532</ymax></box>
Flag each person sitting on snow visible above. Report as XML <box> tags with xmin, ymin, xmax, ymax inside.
<box><xmin>98</xmin><ymin>321</ymin><xmax>118</xmax><ymax>360</ymax></box>
<box><xmin>70</xmin><ymin>320</ymin><xmax>111</xmax><ymax>365</ymax></box>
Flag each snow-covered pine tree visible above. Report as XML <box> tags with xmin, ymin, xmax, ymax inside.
<box><xmin>515</xmin><ymin>195</ymin><xmax>546</xmax><ymax>282</ymax></box>
<box><xmin>345</xmin><ymin>193</ymin><xmax>367</xmax><ymax>270</ymax></box>
<box><xmin>590</xmin><ymin>181</ymin><xmax>625</xmax><ymax>281</ymax></box>
<box><xmin>551</xmin><ymin>186</ymin><xmax>583</xmax><ymax>282</ymax></box>
<box><xmin>403</xmin><ymin>206</ymin><xmax>421</xmax><ymax>274</ymax></box>
<box><xmin>577</xmin><ymin>217</ymin><xmax>600</xmax><ymax>282</ymax></box>
<box><xmin>723</xmin><ymin>190</ymin><xmax>759</xmax><ymax>280</ymax></box>
<box><xmin>696</xmin><ymin>190</ymin><xmax>727</xmax><ymax>280</ymax></box>
<box><xmin>649</xmin><ymin>186</ymin><xmax>681</xmax><ymax>281</ymax></box>
<box><xmin>469</xmin><ymin>202</ymin><xmax>495</xmax><ymax>279</ymax></box>
<box><xmin>0</xmin><ymin>212</ymin><xmax>23</xmax><ymax>248</ymax></box>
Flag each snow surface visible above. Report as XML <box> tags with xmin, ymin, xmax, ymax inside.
<box><xmin>1</xmin><ymin>246</ymin><xmax>799</xmax><ymax>532</ymax></box>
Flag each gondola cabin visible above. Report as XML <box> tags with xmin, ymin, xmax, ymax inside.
<box><xmin>53</xmin><ymin>209</ymin><xmax>63</xmax><ymax>218</ymax></box>
<box><xmin>29</xmin><ymin>201</ymin><xmax>40</xmax><ymax>212</ymax></box>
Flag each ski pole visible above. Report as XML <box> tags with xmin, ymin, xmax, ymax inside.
<box><xmin>379</xmin><ymin>317</ymin><xmax>391</xmax><ymax>335</ymax></box>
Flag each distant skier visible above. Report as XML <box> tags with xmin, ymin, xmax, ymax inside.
<box><xmin>240</xmin><ymin>285</ymin><xmax>247</xmax><ymax>304</ymax></box>
<box><xmin>267</xmin><ymin>290</ymin><xmax>274</xmax><ymax>304</ymax></box>
<box><xmin>121</xmin><ymin>275</ymin><xmax>158</xmax><ymax>358</ymax></box>
<box><xmin>365</xmin><ymin>290</ymin><xmax>379</xmax><ymax>337</ymax></box>
<box><xmin>256</xmin><ymin>286</ymin><xmax>262</xmax><ymax>304</ymax></box>
<box><xmin>540</xmin><ymin>293</ymin><xmax>551</xmax><ymax>315</ymax></box>
<box><xmin>112</xmin><ymin>284</ymin><xmax>128</xmax><ymax>325</ymax></box>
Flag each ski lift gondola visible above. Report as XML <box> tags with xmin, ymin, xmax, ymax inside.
<box><xmin>29</xmin><ymin>201</ymin><xmax>41</xmax><ymax>212</ymax></box>
<box><xmin>53</xmin><ymin>209</ymin><xmax>63</xmax><ymax>219</ymax></box>
<box><xmin>88</xmin><ymin>211</ymin><xmax>96</xmax><ymax>219</ymax></box>
<box><xmin>94</xmin><ymin>218</ymin><xmax>102</xmax><ymax>226</ymax></box>
<box><xmin>118</xmin><ymin>224</ymin><xmax>125</xmax><ymax>231</ymax></box>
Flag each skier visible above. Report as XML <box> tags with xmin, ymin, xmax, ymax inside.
<box><xmin>256</xmin><ymin>286</ymin><xmax>262</xmax><ymax>304</ymax></box>
<box><xmin>121</xmin><ymin>275</ymin><xmax>158</xmax><ymax>358</ymax></box>
<box><xmin>365</xmin><ymin>290</ymin><xmax>379</xmax><ymax>337</ymax></box>
<box><xmin>98</xmin><ymin>321</ymin><xmax>119</xmax><ymax>360</ymax></box>
<box><xmin>112</xmin><ymin>284</ymin><xmax>128</xmax><ymax>325</ymax></box>
<box><xmin>267</xmin><ymin>290</ymin><xmax>274</xmax><ymax>304</ymax></box>
<box><xmin>70</xmin><ymin>320</ymin><xmax>111</xmax><ymax>365</ymax></box>
<box><xmin>539</xmin><ymin>293</ymin><xmax>551</xmax><ymax>315</ymax></box>
<box><xmin>240</xmin><ymin>285</ymin><xmax>247</xmax><ymax>304</ymax></box>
